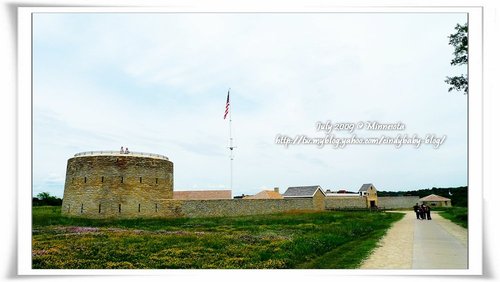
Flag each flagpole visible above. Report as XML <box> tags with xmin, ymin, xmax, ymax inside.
<box><xmin>228</xmin><ymin>88</ymin><xmax>234</xmax><ymax>191</ymax></box>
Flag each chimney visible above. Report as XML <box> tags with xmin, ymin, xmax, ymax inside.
<box><xmin>274</xmin><ymin>187</ymin><xmax>279</xmax><ymax>193</ymax></box>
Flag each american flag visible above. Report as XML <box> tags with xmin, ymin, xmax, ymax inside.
<box><xmin>223</xmin><ymin>89</ymin><xmax>230</xmax><ymax>119</ymax></box>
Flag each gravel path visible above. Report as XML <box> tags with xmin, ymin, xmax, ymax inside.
<box><xmin>360</xmin><ymin>211</ymin><xmax>415</xmax><ymax>269</ymax></box>
<box><xmin>359</xmin><ymin>210</ymin><xmax>468</xmax><ymax>269</ymax></box>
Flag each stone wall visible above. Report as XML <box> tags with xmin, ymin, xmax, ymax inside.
<box><xmin>62</xmin><ymin>154</ymin><xmax>174</xmax><ymax>217</ymax></box>
<box><xmin>378</xmin><ymin>196</ymin><xmax>420</xmax><ymax>209</ymax></box>
<box><xmin>62</xmin><ymin>193</ymin><xmax>423</xmax><ymax>219</ymax></box>
<box><xmin>64</xmin><ymin>198</ymin><xmax>319</xmax><ymax>219</ymax></box>
<box><xmin>179</xmin><ymin>198</ymin><xmax>316</xmax><ymax>218</ymax></box>
<box><xmin>324</xmin><ymin>197</ymin><xmax>367</xmax><ymax>209</ymax></box>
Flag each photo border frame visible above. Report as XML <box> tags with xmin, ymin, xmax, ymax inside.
<box><xmin>17</xmin><ymin>2</ymin><xmax>484</xmax><ymax>276</ymax></box>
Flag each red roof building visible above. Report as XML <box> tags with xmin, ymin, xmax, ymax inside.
<box><xmin>244</xmin><ymin>190</ymin><xmax>283</xmax><ymax>199</ymax></box>
<box><xmin>419</xmin><ymin>194</ymin><xmax>452</xmax><ymax>207</ymax></box>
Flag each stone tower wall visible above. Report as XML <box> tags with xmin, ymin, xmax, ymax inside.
<box><xmin>61</xmin><ymin>154</ymin><xmax>173</xmax><ymax>217</ymax></box>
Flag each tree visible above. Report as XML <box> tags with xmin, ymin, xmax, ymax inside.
<box><xmin>445</xmin><ymin>23</ymin><xmax>468</xmax><ymax>95</ymax></box>
<box><xmin>34</xmin><ymin>192</ymin><xmax>62</xmax><ymax>206</ymax></box>
<box><xmin>36</xmin><ymin>192</ymin><xmax>52</xmax><ymax>200</ymax></box>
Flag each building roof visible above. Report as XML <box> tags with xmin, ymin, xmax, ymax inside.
<box><xmin>326</xmin><ymin>193</ymin><xmax>360</xmax><ymax>197</ymax></box>
<box><xmin>283</xmin><ymin>185</ymin><xmax>326</xmax><ymax>198</ymax></box>
<box><xmin>419</xmin><ymin>194</ymin><xmax>451</xmax><ymax>202</ymax></box>
<box><xmin>244</xmin><ymin>190</ymin><xmax>283</xmax><ymax>199</ymax></box>
<box><xmin>359</xmin><ymin>183</ymin><xmax>376</xmax><ymax>192</ymax></box>
<box><xmin>173</xmin><ymin>190</ymin><xmax>232</xmax><ymax>200</ymax></box>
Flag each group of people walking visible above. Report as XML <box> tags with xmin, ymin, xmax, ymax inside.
<box><xmin>413</xmin><ymin>203</ymin><xmax>432</xmax><ymax>220</ymax></box>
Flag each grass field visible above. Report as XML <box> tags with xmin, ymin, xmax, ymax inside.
<box><xmin>436</xmin><ymin>207</ymin><xmax>468</xmax><ymax>228</ymax></box>
<box><xmin>32</xmin><ymin>206</ymin><xmax>404</xmax><ymax>269</ymax></box>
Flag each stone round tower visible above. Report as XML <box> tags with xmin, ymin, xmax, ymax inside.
<box><xmin>61</xmin><ymin>151</ymin><xmax>173</xmax><ymax>218</ymax></box>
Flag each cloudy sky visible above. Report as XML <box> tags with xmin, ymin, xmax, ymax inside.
<box><xmin>32</xmin><ymin>12</ymin><xmax>468</xmax><ymax>198</ymax></box>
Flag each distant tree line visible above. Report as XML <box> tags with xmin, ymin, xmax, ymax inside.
<box><xmin>33</xmin><ymin>192</ymin><xmax>62</xmax><ymax>206</ymax></box>
<box><xmin>377</xmin><ymin>186</ymin><xmax>468</xmax><ymax>207</ymax></box>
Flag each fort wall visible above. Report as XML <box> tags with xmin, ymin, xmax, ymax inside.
<box><xmin>64</xmin><ymin>195</ymin><xmax>421</xmax><ymax>219</ymax></box>
<box><xmin>61</xmin><ymin>151</ymin><xmax>420</xmax><ymax>219</ymax></box>
<box><xmin>177</xmin><ymin>198</ymin><xmax>317</xmax><ymax>218</ymax></box>
<box><xmin>64</xmin><ymin>198</ymin><xmax>318</xmax><ymax>219</ymax></box>
<box><xmin>378</xmin><ymin>196</ymin><xmax>420</xmax><ymax>209</ymax></box>
<box><xmin>324</xmin><ymin>197</ymin><xmax>367</xmax><ymax>209</ymax></box>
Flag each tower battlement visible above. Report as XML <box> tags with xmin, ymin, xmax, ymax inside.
<box><xmin>74</xmin><ymin>150</ymin><xmax>169</xmax><ymax>160</ymax></box>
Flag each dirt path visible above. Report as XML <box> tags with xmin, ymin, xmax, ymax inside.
<box><xmin>359</xmin><ymin>210</ymin><xmax>468</xmax><ymax>269</ymax></box>
<box><xmin>359</xmin><ymin>211</ymin><xmax>414</xmax><ymax>269</ymax></box>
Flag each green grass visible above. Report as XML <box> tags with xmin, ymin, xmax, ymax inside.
<box><xmin>436</xmin><ymin>207</ymin><xmax>468</xmax><ymax>229</ymax></box>
<box><xmin>32</xmin><ymin>206</ymin><xmax>404</xmax><ymax>269</ymax></box>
